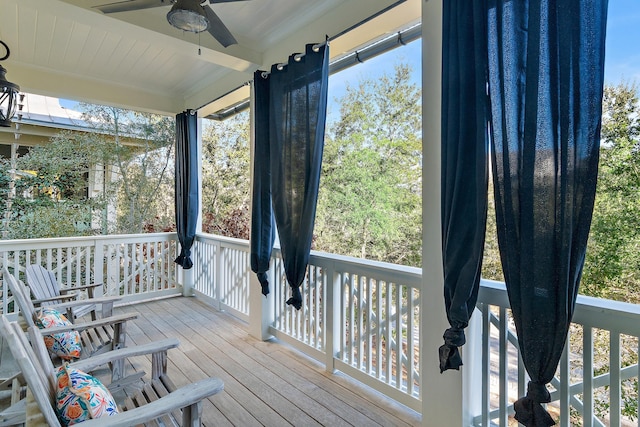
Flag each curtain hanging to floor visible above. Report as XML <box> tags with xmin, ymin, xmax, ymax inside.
<box><xmin>251</xmin><ymin>42</ymin><xmax>330</xmax><ymax>309</ymax></box>
<box><xmin>441</xmin><ymin>1</ymin><xmax>607</xmax><ymax>424</ymax></box>
<box><xmin>487</xmin><ymin>1</ymin><xmax>608</xmax><ymax>425</ymax></box>
<box><xmin>250</xmin><ymin>73</ymin><xmax>276</xmax><ymax>297</ymax></box>
<box><xmin>174</xmin><ymin>110</ymin><xmax>199</xmax><ymax>269</ymax></box>
<box><xmin>439</xmin><ymin>0</ymin><xmax>490</xmax><ymax>374</ymax></box>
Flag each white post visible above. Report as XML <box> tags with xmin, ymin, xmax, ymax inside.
<box><xmin>247</xmin><ymin>81</ymin><xmax>275</xmax><ymax>340</ymax></box>
<box><xmin>421</xmin><ymin>0</ymin><xmax>471</xmax><ymax>425</ymax></box>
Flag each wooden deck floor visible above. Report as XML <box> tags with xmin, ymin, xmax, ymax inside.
<box><xmin>113</xmin><ymin>296</ymin><xmax>421</xmax><ymax>427</ymax></box>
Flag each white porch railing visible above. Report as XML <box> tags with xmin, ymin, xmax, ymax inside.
<box><xmin>2</xmin><ymin>232</ymin><xmax>640</xmax><ymax>425</ymax></box>
<box><xmin>192</xmin><ymin>233</ymin><xmax>250</xmax><ymax>322</ymax></box>
<box><xmin>477</xmin><ymin>279</ymin><xmax>640</xmax><ymax>427</ymax></box>
<box><xmin>268</xmin><ymin>249</ymin><xmax>422</xmax><ymax>412</ymax></box>
<box><xmin>0</xmin><ymin>233</ymin><xmax>181</xmax><ymax>315</ymax></box>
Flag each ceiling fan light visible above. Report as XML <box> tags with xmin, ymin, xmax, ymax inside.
<box><xmin>167</xmin><ymin>0</ymin><xmax>209</xmax><ymax>33</ymax></box>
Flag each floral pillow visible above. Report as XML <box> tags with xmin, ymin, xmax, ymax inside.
<box><xmin>36</xmin><ymin>307</ymin><xmax>82</xmax><ymax>360</ymax></box>
<box><xmin>55</xmin><ymin>364</ymin><xmax>119</xmax><ymax>425</ymax></box>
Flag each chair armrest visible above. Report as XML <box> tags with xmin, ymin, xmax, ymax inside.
<box><xmin>37</xmin><ymin>312</ymin><xmax>138</xmax><ymax>335</ymax></box>
<box><xmin>61</xmin><ymin>283</ymin><xmax>103</xmax><ymax>293</ymax></box>
<box><xmin>32</xmin><ymin>293</ymin><xmax>78</xmax><ymax>305</ymax></box>
<box><xmin>48</xmin><ymin>296</ymin><xmax>123</xmax><ymax>311</ymax></box>
<box><xmin>69</xmin><ymin>338</ymin><xmax>180</xmax><ymax>373</ymax></box>
<box><xmin>0</xmin><ymin>371</ymin><xmax>24</xmax><ymax>390</ymax></box>
<box><xmin>80</xmin><ymin>377</ymin><xmax>224</xmax><ymax>427</ymax></box>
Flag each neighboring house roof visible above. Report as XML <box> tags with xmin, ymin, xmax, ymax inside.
<box><xmin>16</xmin><ymin>94</ymin><xmax>89</xmax><ymax>133</ymax></box>
<box><xmin>0</xmin><ymin>93</ymin><xmax>147</xmax><ymax>158</ymax></box>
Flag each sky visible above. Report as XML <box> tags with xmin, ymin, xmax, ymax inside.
<box><xmin>327</xmin><ymin>0</ymin><xmax>640</xmax><ymax>123</ymax></box>
<box><xmin>603</xmin><ymin>0</ymin><xmax>640</xmax><ymax>84</ymax></box>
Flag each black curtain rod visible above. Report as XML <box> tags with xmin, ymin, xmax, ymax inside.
<box><xmin>206</xmin><ymin>22</ymin><xmax>421</xmax><ymax>121</ymax></box>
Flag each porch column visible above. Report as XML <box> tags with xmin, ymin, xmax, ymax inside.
<box><xmin>181</xmin><ymin>117</ymin><xmax>203</xmax><ymax>297</ymax></box>
<box><xmin>422</xmin><ymin>0</ymin><xmax>474</xmax><ymax>425</ymax></box>
<box><xmin>247</xmin><ymin>82</ymin><xmax>275</xmax><ymax>340</ymax></box>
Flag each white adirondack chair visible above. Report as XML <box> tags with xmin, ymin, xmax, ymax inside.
<box><xmin>0</xmin><ymin>316</ymin><xmax>224</xmax><ymax>427</ymax></box>
<box><xmin>26</xmin><ymin>264</ymin><xmax>111</xmax><ymax>322</ymax></box>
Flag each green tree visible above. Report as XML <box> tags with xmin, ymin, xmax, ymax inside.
<box><xmin>0</xmin><ymin>157</ymin><xmax>13</xmax><ymax>237</ymax></box>
<box><xmin>581</xmin><ymin>81</ymin><xmax>640</xmax><ymax>302</ymax></box>
<box><xmin>3</xmin><ymin>105</ymin><xmax>175</xmax><ymax>239</ymax></box>
<box><xmin>201</xmin><ymin>112</ymin><xmax>251</xmax><ymax>239</ymax></box>
<box><xmin>315</xmin><ymin>63</ymin><xmax>422</xmax><ymax>266</ymax></box>
<box><xmin>80</xmin><ymin>104</ymin><xmax>175</xmax><ymax>234</ymax></box>
<box><xmin>8</xmin><ymin>131</ymin><xmax>108</xmax><ymax>238</ymax></box>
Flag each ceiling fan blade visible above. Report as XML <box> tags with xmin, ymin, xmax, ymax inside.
<box><xmin>94</xmin><ymin>0</ymin><xmax>172</xmax><ymax>14</ymax></box>
<box><xmin>203</xmin><ymin>5</ymin><xmax>238</xmax><ymax>47</ymax></box>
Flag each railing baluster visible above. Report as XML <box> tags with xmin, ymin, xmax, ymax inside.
<box><xmin>560</xmin><ymin>337</ymin><xmax>570</xmax><ymax>427</ymax></box>
<box><xmin>395</xmin><ymin>282</ymin><xmax>402</xmax><ymax>390</ymax></box>
<box><xmin>316</xmin><ymin>266</ymin><xmax>322</xmax><ymax>350</ymax></box>
<box><xmin>407</xmin><ymin>286</ymin><xmax>415</xmax><ymax>396</ymax></box>
<box><xmin>75</xmin><ymin>245</ymin><xmax>81</xmax><ymax>286</ymax></box>
<box><xmin>481</xmin><ymin>303</ymin><xmax>490</xmax><ymax>427</ymax></box>
<box><xmin>499</xmin><ymin>306</ymin><xmax>508</xmax><ymax>426</ymax></box>
<box><xmin>347</xmin><ymin>272</ymin><xmax>354</xmax><ymax>366</ymax></box>
<box><xmin>583</xmin><ymin>326</ymin><xmax>594</xmax><ymax>427</ymax></box>
<box><xmin>376</xmin><ymin>278</ymin><xmax>383</xmax><ymax>381</ymax></box>
<box><xmin>610</xmin><ymin>331</ymin><xmax>621</xmax><ymax>427</ymax></box>
<box><xmin>341</xmin><ymin>271</ymin><xmax>347</xmax><ymax>363</ymax></box>
<box><xmin>386</xmin><ymin>279</ymin><xmax>392</xmax><ymax>386</ymax></box>
<box><xmin>366</xmin><ymin>276</ymin><xmax>372</xmax><ymax>375</ymax></box>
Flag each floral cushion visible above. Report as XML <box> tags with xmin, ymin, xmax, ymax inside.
<box><xmin>55</xmin><ymin>364</ymin><xmax>119</xmax><ymax>425</ymax></box>
<box><xmin>36</xmin><ymin>307</ymin><xmax>82</xmax><ymax>360</ymax></box>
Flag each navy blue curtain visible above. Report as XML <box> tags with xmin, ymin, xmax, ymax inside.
<box><xmin>439</xmin><ymin>0</ymin><xmax>490</xmax><ymax>374</ymax></box>
<box><xmin>251</xmin><ymin>43</ymin><xmax>330</xmax><ymax>309</ymax></box>
<box><xmin>174</xmin><ymin>110</ymin><xmax>199</xmax><ymax>269</ymax></box>
<box><xmin>251</xmin><ymin>73</ymin><xmax>276</xmax><ymax>296</ymax></box>
<box><xmin>486</xmin><ymin>1</ymin><xmax>608</xmax><ymax>425</ymax></box>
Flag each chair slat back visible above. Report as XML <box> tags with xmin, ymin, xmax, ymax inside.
<box><xmin>3</xmin><ymin>267</ymin><xmax>38</xmax><ymax>328</ymax></box>
<box><xmin>0</xmin><ymin>316</ymin><xmax>61</xmax><ymax>427</ymax></box>
<box><xmin>26</xmin><ymin>265</ymin><xmax>61</xmax><ymax>302</ymax></box>
<box><xmin>27</xmin><ymin>325</ymin><xmax>58</xmax><ymax>392</ymax></box>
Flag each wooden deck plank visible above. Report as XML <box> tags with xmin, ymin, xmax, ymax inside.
<box><xmin>124</xmin><ymin>303</ymin><xmax>268</xmax><ymax>427</ymax></box>
<box><xmin>152</xmin><ymin>298</ymin><xmax>342</xmax><ymax>427</ymax></box>
<box><xmin>165</xmin><ymin>298</ymin><xmax>376</xmax><ymax>427</ymax></box>
<box><xmin>114</xmin><ymin>296</ymin><xmax>421</xmax><ymax>427</ymax></box>
<box><xmin>173</xmin><ymin>297</ymin><xmax>420</xmax><ymax>426</ymax></box>
<box><xmin>133</xmin><ymin>299</ymin><xmax>303</xmax><ymax>427</ymax></box>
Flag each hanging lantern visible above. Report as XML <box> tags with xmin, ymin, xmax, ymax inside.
<box><xmin>0</xmin><ymin>40</ymin><xmax>20</xmax><ymax>128</ymax></box>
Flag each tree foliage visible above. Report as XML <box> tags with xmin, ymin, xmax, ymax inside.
<box><xmin>6</xmin><ymin>131</ymin><xmax>106</xmax><ymax>238</ymax></box>
<box><xmin>2</xmin><ymin>105</ymin><xmax>174</xmax><ymax>239</ymax></box>
<box><xmin>315</xmin><ymin>63</ymin><xmax>422</xmax><ymax>266</ymax></box>
<box><xmin>80</xmin><ymin>104</ymin><xmax>175</xmax><ymax>234</ymax></box>
<box><xmin>201</xmin><ymin>112</ymin><xmax>251</xmax><ymax>239</ymax></box>
<box><xmin>581</xmin><ymin>82</ymin><xmax>640</xmax><ymax>302</ymax></box>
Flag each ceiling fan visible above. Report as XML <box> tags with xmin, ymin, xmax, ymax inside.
<box><xmin>93</xmin><ymin>0</ymin><xmax>249</xmax><ymax>48</ymax></box>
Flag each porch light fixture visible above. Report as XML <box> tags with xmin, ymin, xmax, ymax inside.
<box><xmin>0</xmin><ymin>40</ymin><xmax>20</xmax><ymax>128</ymax></box>
<box><xmin>167</xmin><ymin>0</ymin><xmax>209</xmax><ymax>33</ymax></box>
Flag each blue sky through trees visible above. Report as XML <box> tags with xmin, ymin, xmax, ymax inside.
<box><xmin>327</xmin><ymin>1</ymin><xmax>640</xmax><ymax>124</ymax></box>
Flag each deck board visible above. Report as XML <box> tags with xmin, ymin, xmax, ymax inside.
<box><xmin>116</xmin><ymin>296</ymin><xmax>421</xmax><ymax>427</ymax></box>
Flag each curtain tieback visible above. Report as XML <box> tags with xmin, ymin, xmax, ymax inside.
<box><xmin>256</xmin><ymin>272</ymin><xmax>270</xmax><ymax>296</ymax></box>
<box><xmin>513</xmin><ymin>381</ymin><xmax>555</xmax><ymax>427</ymax></box>
<box><xmin>286</xmin><ymin>286</ymin><xmax>302</xmax><ymax>310</ymax></box>
<box><xmin>438</xmin><ymin>327</ymin><xmax>465</xmax><ymax>373</ymax></box>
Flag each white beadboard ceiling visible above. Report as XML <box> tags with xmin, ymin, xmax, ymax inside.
<box><xmin>0</xmin><ymin>0</ymin><xmax>420</xmax><ymax>117</ymax></box>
